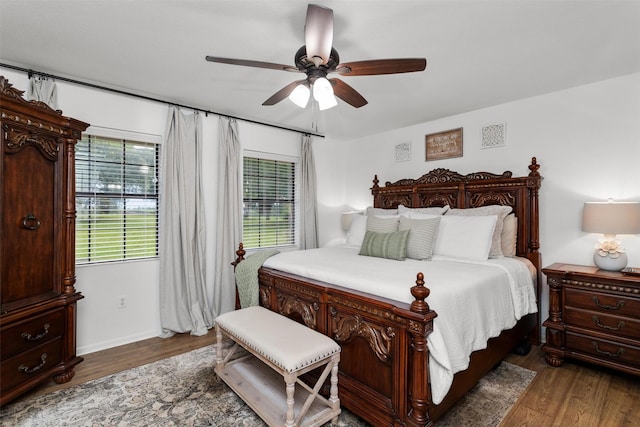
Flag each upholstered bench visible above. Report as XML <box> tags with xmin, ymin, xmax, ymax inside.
<box><xmin>215</xmin><ymin>306</ymin><xmax>341</xmax><ymax>427</ymax></box>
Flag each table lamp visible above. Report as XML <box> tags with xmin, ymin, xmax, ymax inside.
<box><xmin>582</xmin><ymin>200</ymin><xmax>640</xmax><ymax>271</ymax></box>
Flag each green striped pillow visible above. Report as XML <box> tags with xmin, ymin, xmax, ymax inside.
<box><xmin>399</xmin><ymin>216</ymin><xmax>441</xmax><ymax>260</ymax></box>
<box><xmin>359</xmin><ymin>229</ymin><xmax>410</xmax><ymax>260</ymax></box>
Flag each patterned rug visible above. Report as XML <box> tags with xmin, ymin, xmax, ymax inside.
<box><xmin>1</xmin><ymin>345</ymin><xmax>535</xmax><ymax>426</ymax></box>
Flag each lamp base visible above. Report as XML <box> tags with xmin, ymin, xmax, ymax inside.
<box><xmin>593</xmin><ymin>251</ymin><xmax>628</xmax><ymax>271</ymax></box>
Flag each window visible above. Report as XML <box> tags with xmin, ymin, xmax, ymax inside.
<box><xmin>242</xmin><ymin>155</ymin><xmax>298</xmax><ymax>249</ymax></box>
<box><xmin>76</xmin><ymin>134</ymin><xmax>159</xmax><ymax>264</ymax></box>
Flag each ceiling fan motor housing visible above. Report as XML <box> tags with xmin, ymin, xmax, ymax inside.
<box><xmin>296</xmin><ymin>46</ymin><xmax>340</xmax><ymax>83</ymax></box>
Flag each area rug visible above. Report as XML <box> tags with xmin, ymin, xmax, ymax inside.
<box><xmin>0</xmin><ymin>345</ymin><xmax>535</xmax><ymax>426</ymax></box>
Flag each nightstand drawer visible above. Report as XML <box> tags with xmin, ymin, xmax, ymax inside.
<box><xmin>565</xmin><ymin>288</ymin><xmax>640</xmax><ymax>318</ymax></box>
<box><xmin>1</xmin><ymin>309</ymin><xmax>65</xmax><ymax>359</ymax></box>
<box><xmin>565</xmin><ymin>307</ymin><xmax>640</xmax><ymax>341</ymax></box>
<box><xmin>0</xmin><ymin>337</ymin><xmax>63</xmax><ymax>392</ymax></box>
<box><xmin>566</xmin><ymin>332</ymin><xmax>640</xmax><ymax>368</ymax></box>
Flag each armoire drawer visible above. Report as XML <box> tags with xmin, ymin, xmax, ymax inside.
<box><xmin>1</xmin><ymin>309</ymin><xmax>65</xmax><ymax>359</ymax></box>
<box><xmin>565</xmin><ymin>307</ymin><xmax>640</xmax><ymax>342</ymax></box>
<box><xmin>565</xmin><ymin>332</ymin><xmax>640</xmax><ymax>368</ymax></box>
<box><xmin>0</xmin><ymin>337</ymin><xmax>63</xmax><ymax>392</ymax></box>
<box><xmin>565</xmin><ymin>287</ymin><xmax>639</xmax><ymax>318</ymax></box>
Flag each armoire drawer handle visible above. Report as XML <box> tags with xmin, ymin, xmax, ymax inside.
<box><xmin>21</xmin><ymin>323</ymin><xmax>50</xmax><ymax>341</ymax></box>
<box><xmin>21</xmin><ymin>213</ymin><xmax>41</xmax><ymax>230</ymax></box>
<box><xmin>592</xmin><ymin>316</ymin><xmax>625</xmax><ymax>331</ymax></box>
<box><xmin>18</xmin><ymin>353</ymin><xmax>47</xmax><ymax>374</ymax></box>
<box><xmin>591</xmin><ymin>342</ymin><xmax>624</xmax><ymax>358</ymax></box>
<box><xmin>592</xmin><ymin>296</ymin><xmax>625</xmax><ymax>311</ymax></box>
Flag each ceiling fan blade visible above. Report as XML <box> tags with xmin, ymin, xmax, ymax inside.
<box><xmin>205</xmin><ymin>56</ymin><xmax>299</xmax><ymax>72</ymax></box>
<box><xmin>262</xmin><ymin>80</ymin><xmax>307</xmax><ymax>106</ymax></box>
<box><xmin>304</xmin><ymin>4</ymin><xmax>334</xmax><ymax>65</ymax></box>
<box><xmin>329</xmin><ymin>78</ymin><xmax>368</xmax><ymax>108</ymax></box>
<box><xmin>335</xmin><ymin>58</ymin><xmax>427</xmax><ymax>76</ymax></box>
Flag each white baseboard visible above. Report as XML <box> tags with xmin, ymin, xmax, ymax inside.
<box><xmin>77</xmin><ymin>330</ymin><xmax>160</xmax><ymax>356</ymax></box>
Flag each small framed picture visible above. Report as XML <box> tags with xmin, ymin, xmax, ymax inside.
<box><xmin>425</xmin><ymin>128</ymin><xmax>463</xmax><ymax>161</ymax></box>
<box><xmin>395</xmin><ymin>142</ymin><xmax>411</xmax><ymax>162</ymax></box>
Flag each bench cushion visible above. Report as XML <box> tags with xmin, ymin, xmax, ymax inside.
<box><xmin>216</xmin><ymin>306</ymin><xmax>340</xmax><ymax>373</ymax></box>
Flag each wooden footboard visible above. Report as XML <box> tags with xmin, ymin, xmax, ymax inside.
<box><xmin>256</xmin><ymin>266</ymin><xmax>437</xmax><ymax>426</ymax></box>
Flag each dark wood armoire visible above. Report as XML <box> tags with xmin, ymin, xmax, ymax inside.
<box><xmin>0</xmin><ymin>76</ymin><xmax>89</xmax><ymax>405</ymax></box>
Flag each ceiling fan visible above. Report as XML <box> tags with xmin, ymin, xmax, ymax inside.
<box><xmin>205</xmin><ymin>4</ymin><xmax>427</xmax><ymax>110</ymax></box>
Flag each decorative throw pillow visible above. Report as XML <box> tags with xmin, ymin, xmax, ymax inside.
<box><xmin>433</xmin><ymin>215</ymin><xmax>498</xmax><ymax>261</ymax></box>
<box><xmin>366</xmin><ymin>206</ymin><xmax>398</xmax><ymax>216</ymax></box>
<box><xmin>366</xmin><ymin>215</ymin><xmax>399</xmax><ymax>233</ymax></box>
<box><xmin>501</xmin><ymin>213</ymin><xmax>517</xmax><ymax>257</ymax></box>
<box><xmin>345</xmin><ymin>214</ymin><xmax>367</xmax><ymax>247</ymax></box>
<box><xmin>398</xmin><ymin>204</ymin><xmax>450</xmax><ymax>215</ymax></box>
<box><xmin>446</xmin><ymin>205</ymin><xmax>513</xmax><ymax>257</ymax></box>
<box><xmin>359</xmin><ymin>229</ymin><xmax>410</xmax><ymax>260</ymax></box>
<box><xmin>399</xmin><ymin>216</ymin><xmax>441</xmax><ymax>260</ymax></box>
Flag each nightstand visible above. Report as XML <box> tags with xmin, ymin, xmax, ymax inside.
<box><xmin>542</xmin><ymin>263</ymin><xmax>640</xmax><ymax>376</ymax></box>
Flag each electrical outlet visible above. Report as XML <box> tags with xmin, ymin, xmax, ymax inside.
<box><xmin>118</xmin><ymin>295</ymin><xmax>127</xmax><ymax>309</ymax></box>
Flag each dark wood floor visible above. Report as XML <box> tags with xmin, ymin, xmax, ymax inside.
<box><xmin>13</xmin><ymin>334</ymin><xmax>640</xmax><ymax>426</ymax></box>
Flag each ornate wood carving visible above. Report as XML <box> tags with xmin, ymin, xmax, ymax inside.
<box><xmin>469</xmin><ymin>191</ymin><xmax>516</xmax><ymax>208</ymax></box>
<box><xmin>330</xmin><ymin>309</ymin><xmax>395</xmax><ymax>363</ymax></box>
<box><xmin>385</xmin><ymin>168</ymin><xmax>512</xmax><ymax>187</ymax></box>
<box><xmin>277</xmin><ymin>292</ymin><xmax>319</xmax><ymax>330</ymax></box>
<box><xmin>3</xmin><ymin>125</ymin><xmax>59</xmax><ymax>160</ymax></box>
<box><xmin>416</xmin><ymin>192</ymin><xmax>456</xmax><ymax>208</ymax></box>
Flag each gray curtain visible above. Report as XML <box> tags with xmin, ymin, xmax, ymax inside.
<box><xmin>213</xmin><ymin>117</ymin><xmax>242</xmax><ymax>317</ymax></box>
<box><xmin>27</xmin><ymin>76</ymin><xmax>58</xmax><ymax>110</ymax></box>
<box><xmin>159</xmin><ymin>107</ymin><xmax>212</xmax><ymax>336</ymax></box>
<box><xmin>300</xmin><ymin>134</ymin><xmax>318</xmax><ymax>249</ymax></box>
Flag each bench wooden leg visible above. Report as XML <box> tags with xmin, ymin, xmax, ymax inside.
<box><xmin>330</xmin><ymin>354</ymin><xmax>340</xmax><ymax>424</ymax></box>
<box><xmin>284</xmin><ymin>372</ymin><xmax>296</xmax><ymax>427</ymax></box>
<box><xmin>215</xmin><ymin>325</ymin><xmax>224</xmax><ymax>370</ymax></box>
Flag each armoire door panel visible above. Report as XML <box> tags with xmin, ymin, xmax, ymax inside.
<box><xmin>1</xmin><ymin>145</ymin><xmax>56</xmax><ymax>306</ymax></box>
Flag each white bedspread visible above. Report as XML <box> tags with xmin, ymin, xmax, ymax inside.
<box><xmin>262</xmin><ymin>246</ymin><xmax>537</xmax><ymax>404</ymax></box>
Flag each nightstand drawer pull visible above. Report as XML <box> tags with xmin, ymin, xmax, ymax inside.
<box><xmin>591</xmin><ymin>316</ymin><xmax>625</xmax><ymax>331</ymax></box>
<box><xmin>18</xmin><ymin>353</ymin><xmax>47</xmax><ymax>374</ymax></box>
<box><xmin>591</xmin><ymin>342</ymin><xmax>624</xmax><ymax>358</ymax></box>
<box><xmin>592</xmin><ymin>296</ymin><xmax>625</xmax><ymax>311</ymax></box>
<box><xmin>21</xmin><ymin>323</ymin><xmax>50</xmax><ymax>341</ymax></box>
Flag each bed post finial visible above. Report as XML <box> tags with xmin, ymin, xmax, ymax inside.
<box><xmin>372</xmin><ymin>174</ymin><xmax>379</xmax><ymax>189</ymax></box>
<box><xmin>528</xmin><ymin>157</ymin><xmax>540</xmax><ymax>177</ymax></box>
<box><xmin>232</xmin><ymin>243</ymin><xmax>246</xmax><ymax>270</ymax></box>
<box><xmin>410</xmin><ymin>272</ymin><xmax>431</xmax><ymax>314</ymax></box>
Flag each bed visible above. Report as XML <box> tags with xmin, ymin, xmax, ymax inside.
<box><xmin>233</xmin><ymin>157</ymin><xmax>542</xmax><ymax>427</ymax></box>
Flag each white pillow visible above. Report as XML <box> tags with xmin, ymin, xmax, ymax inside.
<box><xmin>399</xmin><ymin>216</ymin><xmax>441</xmax><ymax>260</ymax></box>
<box><xmin>366</xmin><ymin>215</ymin><xmax>399</xmax><ymax>233</ymax></box>
<box><xmin>446</xmin><ymin>205</ymin><xmax>513</xmax><ymax>258</ymax></box>
<box><xmin>345</xmin><ymin>214</ymin><xmax>367</xmax><ymax>247</ymax></box>
<box><xmin>433</xmin><ymin>215</ymin><xmax>498</xmax><ymax>261</ymax></box>
<box><xmin>398</xmin><ymin>204</ymin><xmax>449</xmax><ymax>215</ymax></box>
<box><xmin>402</xmin><ymin>211</ymin><xmax>441</xmax><ymax>220</ymax></box>
<box><xmin>366</xmin><ymin>206</ymin><xmax>398</xmax><ymax>216</ymax></box>
<box><xmin>501</xmin><ymin>214</ymin><xmax>517</xmax><ymax>257</ymax></box>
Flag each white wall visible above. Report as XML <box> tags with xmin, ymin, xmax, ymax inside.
<box><xmin>315</xmin><ymin>72</ymin><xmax>640</xmax><ymax>338</ymax></box>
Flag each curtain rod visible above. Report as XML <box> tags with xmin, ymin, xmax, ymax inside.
<box><xmin>0</xmin><ymin>63</ymin><xmax>325</xmax><ymax>139</ymax></box>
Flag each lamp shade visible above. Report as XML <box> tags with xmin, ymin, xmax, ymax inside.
<box><xmin>582</xmin><ymin>201</ymin><xmax>640</xmax><ymax>235</ymax></box>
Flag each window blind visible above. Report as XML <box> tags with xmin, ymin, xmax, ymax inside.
<box><xmin>242</xmin><ymin>156</ymin><xmax>296</xmax><ymax>249</ymax></box>
<box><xmin>76</xmin><ymin>135</ymin><xmax>159</xmax><ymax>263</ymax></box>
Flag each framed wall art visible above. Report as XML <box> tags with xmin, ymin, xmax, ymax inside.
<box><xmin>395</xmin><ymin>142</ymin><xmax>411</xmax><ymax>162</ymax></box>
<box><xmin>425</xmin><ymin>127</ymin><xmax>463</xmax><ymax>161</ymax></box>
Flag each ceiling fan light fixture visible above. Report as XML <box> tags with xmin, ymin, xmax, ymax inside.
<box><xmin>313</xmin><ymin>77</ymin><xmax>337</xmax><ymax>110</ymax></box>
<box><xmin>288</xmin><ymin>83</ymin><xmax>310</xmax><ymax>108</ymax></box>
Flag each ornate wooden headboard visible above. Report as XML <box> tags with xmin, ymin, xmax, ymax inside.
<box><xmin>371</xmin><ymin>157</ymin><xmax>542</xmax><ymax>271</ymax></box>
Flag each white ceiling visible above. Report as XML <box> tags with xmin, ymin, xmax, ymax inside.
<box><xmin>1</xmin><ymin>1</ymin><xmax>639</xmax><ymax>140</ymax></box>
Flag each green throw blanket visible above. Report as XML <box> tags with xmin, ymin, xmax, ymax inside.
<box><xmin>235</xmin><ymin>249</ymin><xmax>279</xmax><ymax>308</ymax></box>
